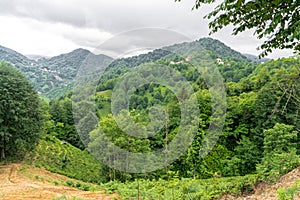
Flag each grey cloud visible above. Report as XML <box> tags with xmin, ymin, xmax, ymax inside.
<box><xmin>0</xmin><ymin>0</ymin><xmax>290</xmax><ymax>58</ymax></box>
<box><xmin>0</xmin><ymin>0</ymin><xmax>211</xmax><ymax>34</ymax></box>
<box><xmin>0</xmin><ymin>0</ymin><xmax>214</xmax><ymax>53</ymax></box>
<box><xmin>0</xmin><ymin>0</ymin><xmax>89</xmax><ymax>28</ymax></box>
<box><xmin>93</xmin><ymin>28</ymin><xmax>191</xmax><ymax>58</ymax></box>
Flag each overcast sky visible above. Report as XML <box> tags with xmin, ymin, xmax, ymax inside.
<box><xmin>0</xmin><ymin>0</ymin><xmax>293</xmax><ymax>59</ymax></box>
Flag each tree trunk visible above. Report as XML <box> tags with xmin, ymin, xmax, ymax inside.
<box><xmin>126</xmin><ymin>140</ymin><xmax>129</xmax><ymax>174</ymax></box>
<box><xmin>1</xmin><ymin>138</ymin><xmax>5</xmax><ymax>159</ymax></box>
<box><xmin>165</xmin><ymin>112</ymin><xmax>169</xmax><ymax>174</ymax></box>
<box><xmin>193</xmin><ymin>162</ymin><xmax>196</xmax><ymax>179</ymax></box>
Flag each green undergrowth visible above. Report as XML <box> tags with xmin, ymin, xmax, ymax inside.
<box><xmin>28</xmin><ymin>135</ymin><xmax>103</xmax><ymax>183</ymax></box>
<box><xmin>103</xmin><ymin>174</ymin><xmax>259</xmax><ymax>200</ymax></box>
<box><xmin>51</xmin><ymin>194</ymin><xmax>86</xmax><ymax>200</ymax></box>
<box><xmin>19</xmin><ymin>164</ymin><xmax>103</xmax><ymax>193</ymax></box>
<box><xmin>62</xmin><ymin>179</ymin><xmax>99</xmax><ymax>191</ymax></box>
<box><xmin>277</xmin><ymin>180</ymin><xmax>300</xmax><ymax>200</ymax></box>
<box><xmin>32</xmin><ymin>172</ymin><xmax>100</xmax><ymax>192</ymax></box>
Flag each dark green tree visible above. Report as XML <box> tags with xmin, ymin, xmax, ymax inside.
<box><xmin>176</xmin><ymin>0</ymin><xmax>300</xmax><ymax>57</ymax></box>
<box><xmin>49</xmin><ymin>98</ymin><xmax>84</xmax><ymax>149</ymax></box>
<box><xmin>0</xmin><ymin>62</ymin><xmax>43</xmax><ymax>159</ymax></box>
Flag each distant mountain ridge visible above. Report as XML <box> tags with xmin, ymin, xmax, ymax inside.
<box><xmin>25</xmin><ymin>54</ymin><xmax>49</xmax><ymax>61</ymax></box>
<box><xmin>0</xmin><ymin>45</ymin><xmax>112</xmax><ymax>99</ymax></box>
<box><xmin>243</xmin><ymin>53</ymin><xmax>270</xmax><ymax>63</ymax></box>
<box><xmin>0</xmin><ymin>38</ymin><xmax>265</xmax><ymax>99</ymax></box>
<box><xmin>0</xmin><ymin>45</ymin><xmax>38</xmax><ymax>71</ymax></box>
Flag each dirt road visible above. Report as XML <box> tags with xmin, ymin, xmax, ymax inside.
<box><xmin>0</xmin><ymin>164</ymin><xmax>116</xmax><ymax>200</ymax></box>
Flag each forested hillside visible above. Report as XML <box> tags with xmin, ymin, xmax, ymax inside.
<box><xmin>0</xmin><ymin>38</ymin><xmax>263</xmax><ymax>100</ymax></box>
<box><xmin>0</xmin><ymin>45</ymin><xmax>112</xmax><ymax>99</ymax></box>
<box><xmin>1</xmin><ymin>38</ymin><xmax>299</xmax><ymax>199</ymax></box>
<box><xmin>48</xmin><ymin>38</ymin><xmax>299</xmax><ymax>182</ymax></box>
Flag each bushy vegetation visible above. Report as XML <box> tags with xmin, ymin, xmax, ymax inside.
<box><xmin>103</xmin><ymin>174</ymin><xmax>258</xmax><ymax>199</ymax></box>
<box><xmin>277</xmin><ymin>180</ymin><xmax>300</xmax><ymax>200</ymax></box>
<box><xmin>28</xmin><ymin>135</ymin><xmax>104</xmax><ymax>183</ymax></box>
<box><xmin>257</xmin><ymin>123</ymin><xmax>300</xmax><ymax>181</ymax></box>
<box><xmin>51</xmin><ymin>195</ymin><xmax>86</xmax><ymax>200</ymax></box>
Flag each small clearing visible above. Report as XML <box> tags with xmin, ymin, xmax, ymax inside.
<box><xmin>0</xmin><ymin>164</ymin><xmax>117</xmax><ymax>200</ymax></box>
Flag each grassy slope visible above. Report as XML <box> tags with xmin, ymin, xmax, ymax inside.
<box><xmin>28</xmin><ymin>135</ymin><xmax>103</xmax><ymax>183</ymax></box>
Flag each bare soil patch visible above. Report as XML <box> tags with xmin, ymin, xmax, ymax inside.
<box><xmin>235</xmin><ymin>167</ymin><xmax>300</xmax><ymax>200</ymax></box>
<box><xmin>0</xmin><ymin>164</ymin><xmax>117</xmax><ymax>200</ymax></box>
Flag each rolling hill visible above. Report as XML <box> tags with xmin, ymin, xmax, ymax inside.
<box><xmin>0</xmin><ymin>45</ymin><xmax>112</xmax><ymax>99</ymax></box>
<box><xmin>0</xmin><ymin>38</ymin><xmax>265</xmax><ymax>99</ymax></box>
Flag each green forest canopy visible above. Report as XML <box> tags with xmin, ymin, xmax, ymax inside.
<box><xmin>48</xmin><ymin>50</ymin><xmax>300</xmax><ymax>182</ymax></box>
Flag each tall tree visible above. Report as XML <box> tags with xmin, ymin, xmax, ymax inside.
<box><xmin>176</xmin><ymin>0</ymin><xmax>300</xmax><ymax>57</ymax></box>
<box><xmin>0</xmin><ymin>62</ymin><xmax>43</xmax><ymax>159</ymax></box>
<box><xmin>49</xmin><ymin>98</ymin><xmax>84</xmax><ymax>149</ymax></box>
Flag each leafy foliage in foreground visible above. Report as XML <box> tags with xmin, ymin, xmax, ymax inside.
<box><xmin>176</xmin><ymin>0</ymin><xmax>300</xmax><ymax>57</ymax></box>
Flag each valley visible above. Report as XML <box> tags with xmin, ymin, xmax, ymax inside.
<box><xmin>0</xmin><ymin>37</ymin><xmax>299</xmax><ymax>199</ymax></box>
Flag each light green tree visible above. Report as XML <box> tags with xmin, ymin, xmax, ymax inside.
<box><xmin>257</xmin><ymin>123</ymin><xmax>299</xmax><ymax>179</ymax></box>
